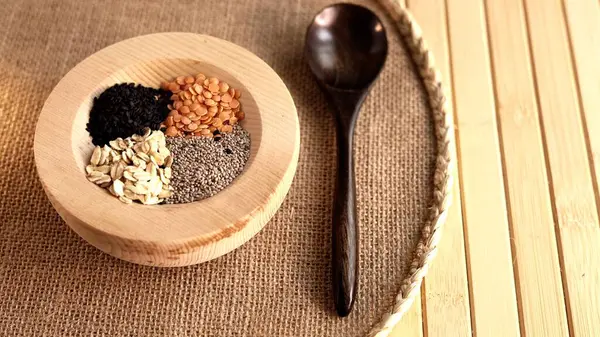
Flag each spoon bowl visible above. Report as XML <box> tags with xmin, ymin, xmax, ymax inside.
<box><xmin>305</xmin><ymin>3</ymin><xmax>388</xmax><ymax>317</ymax></box>
<box><xmin>306</xmin><ymin>4</ymin><xmax>388</xmax><ymax>90</ymax></box>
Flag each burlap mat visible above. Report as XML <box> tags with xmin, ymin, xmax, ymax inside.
<box><xmin>0</xmin><ymin>0</ymin><xmax>440</xmax><ymax>336</ymax></box>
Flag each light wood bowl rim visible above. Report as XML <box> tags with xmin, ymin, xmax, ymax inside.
<box><xmin>34</xmin><ymin>33</ymin><xmax>299</xmax><ymax>266</ymax></box>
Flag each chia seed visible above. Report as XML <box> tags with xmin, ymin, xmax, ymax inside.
<box><xmin>164</xmin><ymin>125</ymin><xmax>251</xmax><ymax>204</ymax></box>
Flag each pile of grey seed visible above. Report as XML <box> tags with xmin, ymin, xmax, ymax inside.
<box><xmin>164</xmin><ymin>125</ymin><xmax>250</xmax><ymax>204</ymax></box>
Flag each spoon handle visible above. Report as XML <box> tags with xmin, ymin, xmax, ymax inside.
<box><xmin>332</xmin><ymin>119</ymin><xmax>358</xmax><ymax>317</ymax></box>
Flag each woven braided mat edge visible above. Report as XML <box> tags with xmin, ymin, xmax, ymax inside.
<box><xmin>5</xmin><ymin>1</ymin><xmax>454</xmax><ymax>336</ymax></box>
<box><xmin>367</xmin><ymin>1</ymin><xmax>454</xmax><ymax>336</ymax></box>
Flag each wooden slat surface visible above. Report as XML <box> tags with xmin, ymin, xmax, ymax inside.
<box><xmin>523</xmin><ymin>0</ymin><xmax>600</xmax><ymax>336</ymax></box>
<box><xmin>389</xmin><ymin>0</ymin><xmax>600</xmax><ymax>336</ymax></box>
<box><xmin>444</xmin><ymin>0</ymin><xmax>520</xmax><ymax>335</ymax></box>
<box><xmin>393</xmin><ymin>0</ymin><xmax>473</xmax><ymax>336</ymax></box>
<box><xmin>486</xmin><ymin>0</ymin><xmax>569</xmax><ymax>335</ymax></box>
<box><xmin>562</xmin><ymin>1</ymin><xmax>600</xmax><ymax>332</ymax></box>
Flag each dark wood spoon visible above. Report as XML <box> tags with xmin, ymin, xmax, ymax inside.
<box><xmin>305</xmin><ymin>3</ymin><xmax>388</xmax><ymax>317</ymax></box>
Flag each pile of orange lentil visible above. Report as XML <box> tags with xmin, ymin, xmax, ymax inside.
<box><xmin>160</xmin><ymin>73</ymin><xmax>245</xmax><ymax>138</ymax></box>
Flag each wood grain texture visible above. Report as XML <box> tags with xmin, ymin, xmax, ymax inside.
<box><xmin>562</xmin><ymin>1</ymin><xmax>600</xmax><ymax>332</ymax></box>
<box><xmin>407</xmin><ymin>0</ymin><xmax>472</xmax><ymax>336</ymax></box>
<box><xmin>563</xmin><ymin>0</ymin><xmax>600</xmax><ymax>211</ymax></box>
<box><xmin>522</xmin><ymin>0</ymin><xmax>600</xmax><ymax>335</ymax></box>
<box><xmin>391</xmin><ymin>1</ymin><xmax>600</xmax><ymax>335</ymax></box>
<box><xmin>523</xmin><ymin>0</ymin><xmax>600</xmax><ymax>335</ymax></box>
<box><xmin>34</xmin><ymin>33</ymin><xmax>300</xmax><ymax>267</ymax></box>
<box><xmin>563</xmin><ymin>0</ymin><xmax>600</xmax><ymax>209</ymax></box>
<box><xmin>445</xmin><ymin>0</ymin><xmax>521</xmax><ymax>335</ymax></box>
<box><xmin>485</xmin><ymin>0</ymin><xmax>569</xmax><ymax>335</ymax></box>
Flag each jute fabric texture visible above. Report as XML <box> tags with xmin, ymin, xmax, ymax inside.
<box><xmin>0</xmin><ymin>0</ymin><xmax>452</xmax><ymax>336</ymax></box>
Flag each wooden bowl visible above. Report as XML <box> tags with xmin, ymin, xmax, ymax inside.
<box><xmin>34</xmin><ymin>33</ymin><xmax>299</xmax><ymax>267</ymax></box>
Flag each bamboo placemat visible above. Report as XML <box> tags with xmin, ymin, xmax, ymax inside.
<box><xmin>0</xmin><ymin>0</ymin><xmax>451</xmax><ymax>336</ymax></box>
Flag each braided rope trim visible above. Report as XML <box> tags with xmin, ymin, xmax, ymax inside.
<box><xmin>367</xmin><ymin>2</ymin><xmax>455</xmax><ymax>336</ymax></box>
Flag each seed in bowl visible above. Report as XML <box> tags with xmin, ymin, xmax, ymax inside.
<box><xmin>160</xmin><ymin>73</ymin><xmax>245</xmax><ymax>138</ymax></box>
<box><xmin>85</xmin><ymin>128</ymin><xmax>173</xmax><ymax>205</ymax></box>
<box><xmin>164</xmin><ymin>125</ymin><xmax>250</xmax><ymax>204</ymax></box>
<box><xmin>87</xmin><ymin>83</ymin><xmax>171</xmax><ymax>146</ymax></box>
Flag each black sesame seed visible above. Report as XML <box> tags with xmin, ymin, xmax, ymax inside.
<box><xmin>86</xmin><ymin>83</ymin><xmax>170</xmax><ymax>146</ymax></box>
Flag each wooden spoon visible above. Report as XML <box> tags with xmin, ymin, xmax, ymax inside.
<box><xmin>305</xmin><ymin>3</ymin><xmax>388</xmax><ymax>317</ymax></box>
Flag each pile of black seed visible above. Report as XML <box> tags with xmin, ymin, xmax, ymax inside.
<box><xmin>86</xmin><ymin>83</ymin><xmax>170</xmax><ymax>146</ymax></box>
